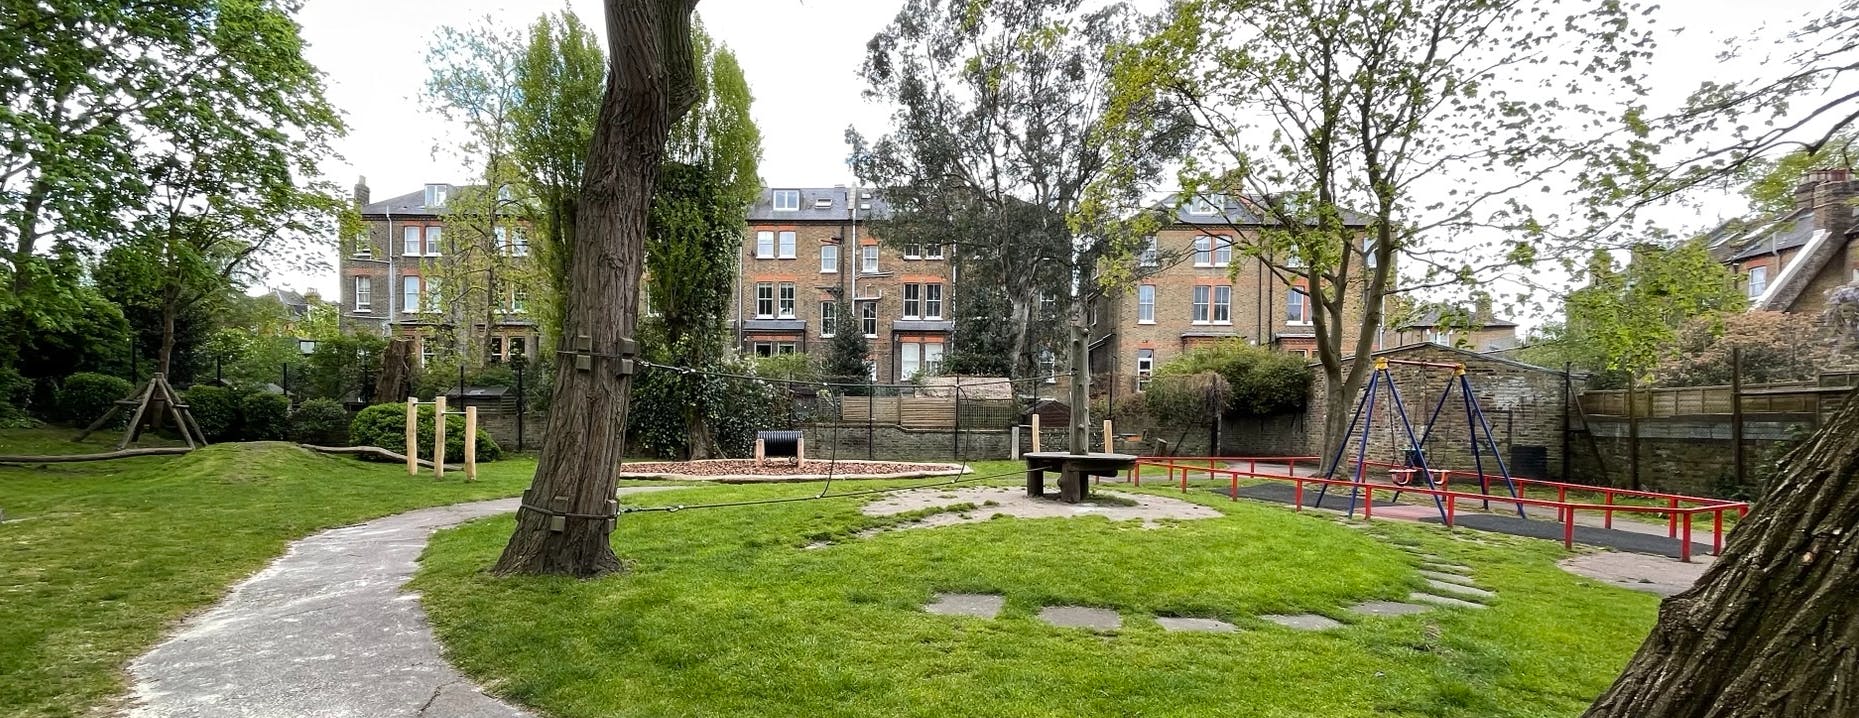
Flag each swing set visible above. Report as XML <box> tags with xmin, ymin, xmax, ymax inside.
<box><xmin>1316</xmin><ymin>357</ymin><xmax>1526</xmax><ymax>521</ymax></box>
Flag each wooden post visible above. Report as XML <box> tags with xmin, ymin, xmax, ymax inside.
<box><xmin>796</xmin><ymin>436</ymin><xmax>806</xmax><ymax>468</ymax></box>
<box><xmin>433</xmin><ymin>395</ymin><xmax>447</xmax><ymax>480</ymax></box>
<box><xmin>1031</xmin><ymin>413</ymin><xmax>1042</xmax><ymax>452</ymax></box>
<box><xmin>1010</xmin><ymin>426</ymin><xmax>1021</xmax><ymax>459</ymax></box>
<box><xmin>1103</xmin><ymin>419</ymin><xmax>1114</xmax><ymax>453</ymax></box>
<box><xmin>464</xmin><ymin>406</ymin><xmax>478</xmax><ymax>482</ymax></box>
<box><xmin>754</xmin><ymin>436</ymin><xmax>766</xmax><ymax>465</ymax></box>
<box><xmin>405</xmin><ymin>397</ymin><xmax>419</xmax><ymax>476</ymax></box>
<box><xmin>1731</xmin><ymin>347</ymin><xmax>1746</xmax><ymax>489</ymax></box>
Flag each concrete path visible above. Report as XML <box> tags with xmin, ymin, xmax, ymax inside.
<box><xmin>127</xmin><ymin>489</ymin><xmax>673</xmax><ymax>718</ymax></box>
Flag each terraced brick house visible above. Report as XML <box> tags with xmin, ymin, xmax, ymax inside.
<box><xmin>1708</xmin><ymin>168</ymin><xmax>1859</xmax><ymax>314</ymax></box>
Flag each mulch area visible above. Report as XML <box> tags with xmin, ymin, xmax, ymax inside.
<box><xmin>617</xmin><ymin>459</ymin><xmax>962</xmax><ymax>478</ymax></box>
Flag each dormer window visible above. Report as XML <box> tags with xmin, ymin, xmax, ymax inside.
<box><xmin>1187</xmin><ymin>194</ymin><xmax>1219</xmax><ymax>216</ymax></box>
<box><xmin>773</xmin><ymin>190</ymin><xmax>800</xmax><ymax>211</ymax></box>
<box><xmin>424</xmin><ymin>184</ymin><xmax>449</xmax><ymax>208</ymax></box>
<box><xmin>813</xmin><ymin>197</ymin><xmax>834</xmax><ymax>209</ymax></box>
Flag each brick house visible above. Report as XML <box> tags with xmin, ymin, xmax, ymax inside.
<box><xmin>733</xmin><ymin>186</ymin><xmax>956</xmax><ymax>383</ymax></box>
<box><xmin>1389</xmin><ymin>296</ymin><xmax>1520</xmax><ymax>352</ymax></box>
<box><xmin>337</xmin><ymin>177</ymin><xmax>540</xmax><ymax>366</ymax></box>
<box><xmin>1709</xmin><ymin>168</ymin><xmax>1859</xmax><ymax>314</ymax></box>
<box><xmin>1089</xmin><ymin>193</ymin><xmax>1380</xmax><ymax>394</ymax></box>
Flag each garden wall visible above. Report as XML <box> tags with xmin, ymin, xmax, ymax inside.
<box><xmin>1568</xmin><ymin>416</ymin><xmax>1812</xmax><ymax>499</ymax></box>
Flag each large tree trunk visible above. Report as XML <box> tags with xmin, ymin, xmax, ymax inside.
<box><xmin>493</xmin><ymin>0</ymin><xmax>700</xmax><ymax>578</ymax></box>
<box><xmin>375</xmin><ymin>338</ymin><xmax>415</xmax><ymax>402</ymax></box>
<box><xmin>1582</xmin><ymin>394</ymin><xmax>1859</xmax><ymax>717</ymax></box>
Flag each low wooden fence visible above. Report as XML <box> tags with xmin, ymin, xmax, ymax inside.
<box><xmin>839</xmin><ymin>396</ymin><xmax>1018</xmax><ymax>428</ymax></box>
<box><xmin>1579</xmin><ymin>375</ymin><xmax>1855</xmax><ymax>418</ymax></box>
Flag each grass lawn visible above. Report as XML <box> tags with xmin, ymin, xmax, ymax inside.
<box><xmin>0</xmin><ymin>428</ymin><xmax>546</xmax><ymax>718</ymax></box>
<box><xmin>417</xmin><ymin>462</ymin><xmax>1660</xmax><ymax>717</ymax></box>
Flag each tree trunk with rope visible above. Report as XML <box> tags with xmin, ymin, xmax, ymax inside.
<box><xmin>492</xmin><ymin>0</ymin><xmax>701</xmax><ymax>577</ymax></box>
<box><xmin>1581</xmin><ymin>393</ymin><xmax>1859</xmax><ymax>717</ymax></box>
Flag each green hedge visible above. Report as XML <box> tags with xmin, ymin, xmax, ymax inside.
<box><xmin>349</xmin><ymin>402</ymin><xmax>502</xmax><ymax>462</ymax></box>
<box><xmin>57</xmin><ymin>372</ymin><xmax>133</xmax><ymax>425</ymax></box>
<box><xmin>183</xmin><ymin>385</ymin><xmax>241</xmax><ymax>441</ymax></box>
<box><xmin>240</xmin><ymin>393</ymin><xmax>290</xmax><ymax>441</ymax></box>
<box><xmin>289</xmin><ymin>399</ymin><xmax>351</xmax><ymax>445</ymax></box>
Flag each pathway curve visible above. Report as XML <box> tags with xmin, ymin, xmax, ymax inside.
<box><xmin>127</xmin><ymin>488</ymin><xmax>675</xmax><ymax>718</ymax></box>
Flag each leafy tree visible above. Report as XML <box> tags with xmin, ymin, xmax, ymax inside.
<box><xmin>1652</xmin><ymin>311</ymin><xmax>1839</xmax><ymax>387</ymax></box>
<box><xmin>821</xmin><ymin>301</ymin><xmax>874</xmax><ymax>393</ymax></box>
<box><xmin>664</xmin><ymin>19</ymin><xmax>763</xmax><ymax>213</ymax></box>
<box><xmin>1097</xmin><ymin>0</ymin><xmax>1652</xmax><ymax>465</ymax></box>
<box><xmin>852</xmin><ymin>0</ymin><xmax>1193</xmax><ymax>384</ymax></box>
<box><xmin>424</xmin><ymin>19</ymin><xmax>546</xmax><ymax>368</ymax></box>
<box><xmin>942</xmin><ymin>288</ymin><xmax>1016</xmax><ymax>377</ymax></box>
<box><xmin>1527</xmin><ymin>241</ymin><xmax>1746</xmax><ymax>387</ymax></box>
<box><xmin>511</xmin><ymin>9</ymin><xmax>606</xmax><ymax>349</ymax></box>
<box><xmin>639</xmin><ymin>162</ymin><xmax>746</xmax><ymax>458</ymax></box>
<box><xmin>1739</xmin><ymin>134</ymin><xmax>1857</xmax><ymax>215</ymax></box>
<box><xmin>92</xmin><ymin>240</ymin><xmax>226</xmax><ymax>384</ymax></box>
<box><xmin>494</xmin><ymin>0</ymin><xmax>704</xmax><ymax>578</ymax></box>
<box><xmin>2</xmin><ymin>0</ymin><xmax>345</xmax><ymax>372</ymax></box>
<box><xmin>1155</xmin><ymin>340</ymin><xmax>1310</xmax><ymax>417</ymax></box>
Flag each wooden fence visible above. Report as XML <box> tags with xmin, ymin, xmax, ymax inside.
<box><xmin>1579</xmin><ymin>375</ymin><xmax>1856</xmax><ymax>418</ymax></box>
<box><xmin>839</xmin><ymin>397</ymin><xmax>1019</xmax><ymax>428</ymax></box>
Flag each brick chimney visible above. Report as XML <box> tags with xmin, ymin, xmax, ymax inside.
<box><xmin>1472</xmin><ymin>292</ymin><xmax>1494</xmax><ymax>323</ymax></box>
<box><xmin>1800</xmin><ymin>168</ymin><xmax>1857</xmax><ymax>239</ymax></box>
<box><xmin>353</xmin><ymin>175</ymin><xmax>370</xmax><ymax>209</ymax></box>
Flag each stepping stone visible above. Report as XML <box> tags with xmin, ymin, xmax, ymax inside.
<box><xmin>1346</xmin><ymin>600</ymin><xmax>1433</xmax><ymax>617</ymax></box>
<box><xmin>1037</xmin><ymin>606</ymin><xmax>1122</xmax><ymax>631</ymax></box>
<box><xmin>1421</xmin><ymin>562</ymin><xmax>1474</xmax><ymax>574</ymax></box>
<box><xmin>1155</xmin><ymin>617</ymin><xmax>1237</xmax><ymax>633</ymax></box>
<box><xmin>1419</xmin><ymin>570</ymin><xmax>1479</xmax><ymax>586</ymax></box>
<box><xmin>1410</xmin><ymin>592</ymin><xmax>1488</xmax><ymax>610</ymax></box>
<box><xmin>1424</xmin><ymin>578</ymin><xmax>1496</xmax><ymax>599</ymax></box>
<box><xmin>923</xmin><ymin>593</ymin><xmax>1005</xmax><ymax>619</ymax></box>
<box><xmin>1260</xmin><ymin>613</ymin><xmax>1343</xmax><ymax>631</ymax></box>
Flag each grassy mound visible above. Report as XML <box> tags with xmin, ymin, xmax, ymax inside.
<box><xmin>415</xmin><ymin>474</ymin><xmax>1659</xmax><ymax>717</ymax></box>
<box><xmin>0</xmin><ymin>430</ymin><xmax>539</xmax><ymax>718</ymax></box>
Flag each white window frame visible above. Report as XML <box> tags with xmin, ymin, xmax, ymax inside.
<box><xmin>423</xmin><ymin>226</ymin><xmax>442</xmax><ymax>256</ymax></box>
<box><xmin>778</xmin><ymin>231</ymin><xmax>796</xmax><ymax>259</ymax></box>
<box><xmin>820</xmin><ymin>244</ymin><xmax>838</xmax><ymax>273</ymax></box>
<box><xmin>509</xmin><ymin>227</ymin><xmax>529</xmax><ymax>257</ymax></box>
<box><xmin>1287</xmin><ymin>287</ymin><xmax>1312</xmax><ymax>325</ymax></box>
<box><xmin>861</xmin><ymin>301</ymin><xmax>878</xmax><ymax>338</ymax></box>
<box><xmin>902</xmin><ymin>283</ymin><xmax>921</xmax><ymax>319</ymax></box>
<box><xmin>1137</xmin><ymin>284</ymin><xmax>1155</xmax><ymax>324</ymax></box>
<box><xmin>1193</xmin><ymin>236</ymin><xmax>1213</xmax><ymax>267</ymax></box>
<box><xmin>903</xmin><ymin>242</ymin><xmax>922</xmax><ymax>259</ymax></box>
<box><xmin>1747</xmin><ymin>265</ymin><xmax>1768</xmax><ymax>298</ymax></box>
<box><xmin>1213</xmin><ymin>285</ymin><xmax>1232</xmax><ymax>324</ymax></box>
<box><xmin>354</xmin><ymin>276</ymin><xmax>372</xmax><ymax>311</ymax></box>
<box><xmin>756</xmin><ymin>231</ymin><xmax>774</xmax><ymax>259</ymax></box>
<box><xmin>861</xmin><ymin>245</ymin><xmax>879</xmax><ymax>273</ymax></box>
<box><xmin>778</xmin><ymin>282</ymin><xmax>796</xmax><ymax>318</ymax></box>
<box><xmin>1213</xmin><ymin>236</ymin><xmax>1233</xmax><ymax>267</ymax></box>
<box><xmin>755</xmin><ymin>283</ymin><xmax>775</xmax><ymax>319</ymax></box>
<box><xmin>489</xmin><ymin>336</ymin><xmax>505</xmax><ymax>363</ymax></box>
<box><xmin>1191</xmin><ymin>285</ymin><xmax>1210</xmax><ymax>323</ymax></box>
<box><xmin>351</xmin><ymin>232</ymin><xmax>372</xmax><ymax>258</ymax></box>
<box><xmin>402</xmin><ymin>275</ymin><xmax>420</xmax><ymax>314</ymax></box>
<box><xmin>901</xmin><ymin>341</ymin><xmax>921</xmax><ymax>379</ymax></box>
<box><xmin>424</xmin><ymin>276</ymin><xmax>442</xmax><ymax>313</ymax></box>
<box><xmin>1139</xmin><ymin>237</ymin><xmax>1159</xmax><ymax>267</ymax></box>
<box><xmin>510</xmin><ymin>288</ymin><xmax>528</xmax><ymax>314</ymax></box>
<box><xmin>425</xmin><ymin>184</ymin><xmax>448</xmax><ymax>207</ymax></box>
<box><xmin>925</xmin><ymin>242</ymin><xmax>944</xmax><ymax>260</ymax></box>
<box><xmin>924</xmin><ymin>283</ymin><xmax>943</xmax><ymax>320</ymax></box>
<box><xmin>924</xmin><ymin>342</ymin><xmax>944</xmax><ymax>374</ymax></box>
<box><xmin>777</xmin><ymin>343</ymin><xmax>797</xmax><ymax>355</ymax></box>
<box><xmin>772</xmin><ymin>190</ymin><xmax>800</xmax><ymax>211</ymax></box>
<box><xmin>1136</xmin><ymin>349</ymin><xmax>1155</xmax><ymax>391</ymax></box>
<box><xmin>820</xmin><ymin>302</ymin><xmax>837</xmax><ymax>337</ymax></box>
<box><xmin>403</xmin><ymin>226</ymin><xmax>421</xmax><ymax>257</ymax></box>
<box><xmin>1187</xmin><ymin>194</ymin><xmax>1218</xmax><ymax>215</ymax></box>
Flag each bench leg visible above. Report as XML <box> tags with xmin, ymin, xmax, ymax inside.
<box><xmin>1060</xmin><ymin>469</ymin><xmax>1085</xmax><ymax>503</ymax></box>
<box><xmin>1026</xmin><ymin>469</ymin><xmax>1045</xmax><ymax>497</ymax></box>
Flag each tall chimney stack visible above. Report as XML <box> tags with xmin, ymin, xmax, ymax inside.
<box><xmin>353</xmin><ymin>175</ymin><xmax>370</xmax><ymax>209</ymax></box>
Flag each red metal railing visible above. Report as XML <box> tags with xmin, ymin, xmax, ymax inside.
<box><xmin>1133</xmin><ymin>456</ymin><xmax>1750</xmax><ymax>563</ymax></box>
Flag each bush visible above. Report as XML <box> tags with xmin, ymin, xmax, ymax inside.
<box><xmin>627</xmin><ymin>355</ymin><xmax>790</xmax><ymax>459</ymax></box>
<box><xmin>183</xmin><ymin>385</ymin><xmax>243</xmax><ymax>442</ymax></box>
<box><xmin>1155</xmin><ymin>341</ymin><xmax>1311</xmax><ymax>417</ymax></box>
<box><xmin>1142</xmin><ymin>372</ymin><xmax>1227</xmax><ymax>426</ymax></box>
<box><xmin>349</xmin><ymin>402</ymin><xmax>502</xmax><ymax>462</ymax></box>
<box><xmin>56</xmin><ymin>372</ymin><xmax>133</xmax><ymax>425</ymax></box>
<box><xmin>239</xmin><ymin>392</ymin><xmax>291</xmax><ymax>441</ymax></box>
<box><xmin>0</xmin><ymin>365</ymin><xmax>31</xmax><ymax>425</ymax></box>
<box><xmin>289</xmin><ymin>398</ymin><xmax>352</xmax><ymax>445</ymax></box>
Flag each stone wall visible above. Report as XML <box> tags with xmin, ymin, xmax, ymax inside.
<box><xmin>1304</xmin><ymin>344</ymin><xmax>1572</xmax><ymax>480</ymax></box>
<box><xmin>1568</xmin><ymin>416</ymin><xmax>1813</xmax><ymax>498</ymax></box>
<box><xmin>473</xmin><ymin>409</ymin><xmax>546</xmax><ymax>452</ymax></box>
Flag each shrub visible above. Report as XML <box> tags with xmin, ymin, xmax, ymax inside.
<box><xmin>1155</xmin><ymin>341</ymin><xmax>1311</xmax><ymax>417</ymax></box>
<box><xmin>289</xmin><ymin>398</ymin><xmax>352</xmax><ymax>445</ymax></box>
<box><xmin>56</xmin><ymin>372</ymin><xmax>133</xmax><ymax>425</ymax></box>
<box><xmin>349</xmin><ymin>402</ymin><xmax>502</xmax><ymax>462</ymax></box>
<box><xmin>1652</xmin><ymin>311</ymin><xmax>1836</xmax><ymax>387</ymax></box>
<box><xmin>627</xmin><ymin>355</ymin><xmax>790</xmax><ymax>459</ymax></box>
<box><xmin>239</xmin><ymin>392</ymin><xmax>291</xmax><ymax>441</ymax></box>
<box><xmin>0</xmin><ymin>366</ymin><xmax>31</xmax><ymax>425</ymax></box>
<box><xmin>183</xmin><ymin>385</ymin><xmax>243</xmax><ymax>442</ymax></box>
<box><xmin>1142</xmin><ymin>372</ymin><xmax>1227</xmax><ymax>426</ymax></box>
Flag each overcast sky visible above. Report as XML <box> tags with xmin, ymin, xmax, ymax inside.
<box><xmin>287</xmin><ymin>0</ymin><xmax>1838</xmax><ymax>311</ymax></box>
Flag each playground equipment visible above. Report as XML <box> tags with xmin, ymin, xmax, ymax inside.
<box><xmin>1316</xmin><ymin>357</ymin><xmax>1526</xmax><ymax>521</ymax></box>
<box><xmin>72</xmin><ymin>373</ymin><xmax>208</xmax><ymax>450</ymax></box>
<box><xmin>404</xmin><ymin>396</ymin><xmax>477</xmax><ymax>481</ymax></box>
<box><xmin>754</xmin><ymin>430</ymin><xmax>806</xmax><ymax>466</ymax></box>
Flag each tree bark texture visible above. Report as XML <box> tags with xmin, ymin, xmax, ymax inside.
<box><xmin>375</xmin><ymin>338</ymin><xmax>415</xmax><ymax>403</ymax></box>
<box><xmin>1582</xmin><ymin>394</ymin><xmax>1859</xmax><ymax>717</ymax></box>
<box><xmin>493</xmin><ymin>0</ymin><xmax>699</xmax><ymax>577</ymax></box>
